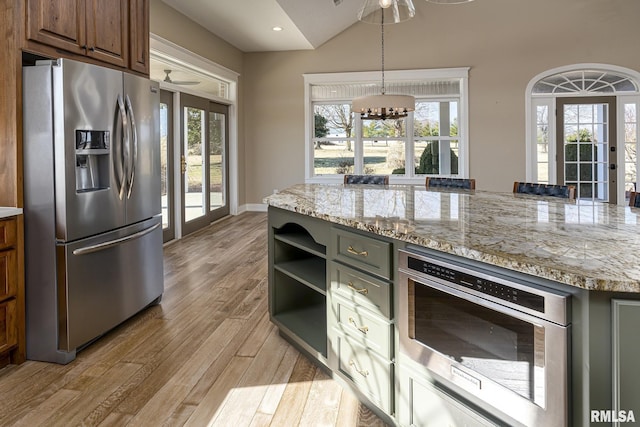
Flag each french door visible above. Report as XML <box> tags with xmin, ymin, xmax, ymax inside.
<box><xmin>556</xmin><ymin>97</ymin><xmax>617</xmax><ymax>203</ymax></box>
<box><xmin>180</xmin><ymin>94</ymin><xmax>230</xmax><ymax>235</ymax></box>
<box><xmin>160</xmin><ymin>90</ymin><xmax>175</xmax><ymax>242</ymax></box>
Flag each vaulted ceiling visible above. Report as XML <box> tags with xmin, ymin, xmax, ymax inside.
<box><xmin>161</xmin><ymin>0</ymin><xmax>364</xmax><ymax>52</ymax></box>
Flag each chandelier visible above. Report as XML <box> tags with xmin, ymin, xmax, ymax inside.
<box><xmin>352</xmin><ymin>0</ymin><xmax>416</xmax><ymax>121</ymax></box>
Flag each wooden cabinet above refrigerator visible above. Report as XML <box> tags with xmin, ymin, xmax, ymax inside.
<box><xmin>24</xmin><ymin>0</ymin><xmax>149</xmax><ymax>75</ymax></box>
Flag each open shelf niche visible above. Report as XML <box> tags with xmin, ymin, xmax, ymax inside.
<box><xmin>269</xmin><ymin>217</ymin><xmax>328</xmax><ymax>358</ymax></box>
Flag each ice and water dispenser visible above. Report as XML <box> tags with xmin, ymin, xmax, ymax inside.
<box><xmin>75</xmin><ymin>130</ymin><xmax>110</xmax><ymax>192</ymax></box>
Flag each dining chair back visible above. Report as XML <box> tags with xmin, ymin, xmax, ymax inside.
<box><xmin>344</xmin><ymin>175</ymin><xmax>389</xmax><ymax>185</ymax></box>
<box><xmin>425</xmin><ymin>177</ymin><xmax>476</xmax><ymax>190</ymax></box>
<box><xmin>513</xmin><ymin>181</ymin><xmax>576</xmax><ymax>199</ymax></box>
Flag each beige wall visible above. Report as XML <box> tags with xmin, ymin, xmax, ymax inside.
<box><xmin>243</xmin><ymin>0</ymin><xmax>640</xmax><ymax>204</ymax></box>
<box><xmin>150</xmin><ymin>0</ymin><xmax>640</xmax><ymax>207</ymax></box>
<box><xmin>149</xmin><ymin>0</ymin><xmax>247</xmax><ymax>206</ymax></box>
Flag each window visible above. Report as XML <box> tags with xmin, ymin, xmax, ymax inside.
<box><xmin>624</xmin><ymin>102</ymin><xmax>638</xmax><ymax>197</ymax></box>
<box><xmin>305</xmin><ymin>69</ymin><xmax>469</xmax><ymax>183</ymax></box>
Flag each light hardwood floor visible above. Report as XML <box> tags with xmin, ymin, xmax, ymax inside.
<box><xmin>0</xmin><ymin>213</ymin><xmax>388</xmax><ymax>426</ymax></box>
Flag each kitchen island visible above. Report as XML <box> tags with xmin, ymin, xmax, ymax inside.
<box><xmin>265</xmin><ymin>183</ymin><xmax>640</xmax><ymax>293</ymax></box>
<box><xmin>264</xmin><ymin>184</ymin><xmax>640</xmax><ymax>427</ymax></box>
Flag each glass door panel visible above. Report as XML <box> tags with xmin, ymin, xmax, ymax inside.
<box><xmin>556</xmin><ymin>97</ymin><xmax>617</xmax><ymax>203</ymax></box>
<box><xmin>209</xmin><ymin>112</ymin><xmax>225</xmax><ymax>210</ymax></box>
<box><xmin>208</xmin><ymin>102</ymin><xmax>229</xmax><ymax>221</ymax></box>
<box><xmin>160</xmin><ymin>90</ymin><xmax>174</xmax><ymax>242</ymax></box>
<box><xmin>180</xmin><ymin>94</ymin><xmax>229</xmax><ymax>236</ymax></box>
<box><xmin>184</xmin><ymin>106</ymin><xmax>206</xmax><ymax>223</ymax></box>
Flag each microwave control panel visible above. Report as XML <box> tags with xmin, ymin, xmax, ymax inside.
<box><xmin>407</xmin><ymin>256</ymin><xmax>545</xmax><ymax>313</ymax></box>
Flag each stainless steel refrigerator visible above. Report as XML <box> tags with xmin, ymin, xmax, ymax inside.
<box><xmin>23</xmin><ymin>58</ymin><xmax>164</xmax><ymax>364</ymax></box>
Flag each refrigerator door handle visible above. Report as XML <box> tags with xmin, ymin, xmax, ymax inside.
<box><xmin>72</xmin><ymin>222</ymin><xmax>161</xmax><ymax>256</ymax></box>
<box><xmin>115</xmin><ymin>94</ymin><xmax>128</xmax><ymax>200</ymax></box>
<box><xmin>125</xmin><ymin>95</ymin><xmax>138</xmax><ymax>199</ymax></box>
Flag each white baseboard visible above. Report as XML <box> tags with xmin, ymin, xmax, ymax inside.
<box><xmin>240</xmin><ymin>203</ymin><xmax>268</xmax><ymax>213</ymax></box>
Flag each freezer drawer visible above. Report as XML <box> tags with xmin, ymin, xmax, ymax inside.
<box><xmin>57</xmin><ymin>217</ymin><xmax>163</xmax><ymax>352</ymax></box>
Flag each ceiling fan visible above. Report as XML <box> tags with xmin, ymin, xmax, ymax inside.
<box><xmin>163</xmin><ymin>69</ymin><xmax>199</xmax><ymax>85</ymax></box>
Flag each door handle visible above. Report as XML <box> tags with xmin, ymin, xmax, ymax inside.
<box><xmin>347</xmin><ymin>246</ymin><xmax>368</xmax><ymax>257</ymax></box>
<box><xmin>181</xmin><ymin>155</ymin><xmax>187</xmax><ymax>174</ymax></box>
<box><xmin>125</xmin><ymin>95</ymin><xmax>138</xmax><ymax>199</ymax></box>
<box><xmin>347</xmin><ymin>282</ymin><xmax>369</xmax><ymax>295</ymax></box>
<box><xmin>610</xmin><ymin>164</ymin><xmax>617</xmax><ymax>170</ymax></box>
<box><xmin>348</xmin><ymin>317</ymin><xmax>369</xmax><ymax>334</ymax></box>
<box><xmin>72</xmin><ymin>222</ymin><xmax>160</xmax><ymax>256</ymax></box>
<box><xmin>115</xmin><ymin>95</ymin><xmax>128</xmax><ymax>200</ymax></box>
<box><xmin>349</xmin><ymin>360</ymin><xmax>369</xmax><ymax>378</ymax></box>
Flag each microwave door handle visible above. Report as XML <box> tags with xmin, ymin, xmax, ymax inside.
<box><xmin>115</xmin><ymin>94</ymin><xmax>128</xmax><ymax>200</ymax></box>
<box><xmin>125</xmin><ymin>95</ymin><xmax>137</xmax><ymax>199</ymax></box>
<box><xmin>72</xmin><ymin>222</ymin><xmax>161</xmax><ymax>256</ymax></box>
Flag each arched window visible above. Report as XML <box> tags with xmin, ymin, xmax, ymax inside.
<box><xmin>526</xmin><ymin>64</ymin><xmax>640</xmax><ymax>204</ymax></box>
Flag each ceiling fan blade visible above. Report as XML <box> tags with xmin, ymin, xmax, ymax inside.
<box><xmin>163</xmin><ymin>69</ymin><xmax>200</xmax><ymax>85</ymax></box>
<box><xmin>171</xmin><ymin>80</ymin><xmax>200</xmax><ymax>85</ymax></box>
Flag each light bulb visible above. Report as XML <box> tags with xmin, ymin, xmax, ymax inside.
<box><xmin>379</xmin><ymin>0</ymin><xmax>393</xmax><ymax>8</ymax></box>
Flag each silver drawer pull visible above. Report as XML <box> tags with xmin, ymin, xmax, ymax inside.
<box><xmin>349</xmin><ymin>360</ymin><xmax>369</xmax><ymax>377</ymax></box>
<box><xmin>347</xmin><ymin>246</ymin><xmax>368</xmax><ymax>257</ymax></box>
<box><xmin>347</xmin><ymin>282</ymin><xmax>369</xmax><ymax>295</ymax></box>
<box><xmin>348</xmin><ymin>317</ymin><xmax>369</xmax><ymax>334</ymax></box>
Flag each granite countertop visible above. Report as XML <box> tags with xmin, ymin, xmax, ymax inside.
<box><xmin>264</xmin><ymin>183</ymin><xmax>640</xmax><ymax>293</ymax></box>
<box><xmin>0</xmin><ymin>207</ymin><xmax>22</xmax><ymax>219</ymax></box>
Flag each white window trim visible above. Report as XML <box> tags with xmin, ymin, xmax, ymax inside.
<box><xmin>150</xmin><ymin>34</ymin><xmax>241</xmax><ymax>223</ymax></box>
<box><xmin>618</xmin><ymin>94</ymin><xmax>640</xmax><ymax>198</ymax></box>
<box><xmin>525</xmin><ymin>63</ymin><xmax>640</xmax><ymax>204</ymax></box>
<box><xmin>304</xmin><ymin>68</ymin><xmax>470</xmax><ymax>184</ymax></box>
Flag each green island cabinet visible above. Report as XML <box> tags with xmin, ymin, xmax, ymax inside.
<box><xmin>328</xmin><ymin>226</ymin><xmax>395</xmax><ymax>415</ymax></box>
<box><xmin>268</xmin><ymin>206</ymin><xmax>398</xmax><ymax>423</ymax></box>
<box><xmin>268</xmin><ymin>208</ymin><xmax>329</xmax><ymax>361</ymax></box>
<box><xmin>268</xmin><ymin>205</ymin><xmax>640</xmax><ymax>426</ymax></box>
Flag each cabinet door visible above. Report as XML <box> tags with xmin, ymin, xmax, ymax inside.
<box><xmin>612</xmin><ymin>300</ymin><xmax>640</xmax><ymax>421</ymax></box>
<box><xmin>0</xmin><ymin>299</ymin><xmax>17</xmax><ymax>355</ymax></box>
<box><xmin>26</xmin><ymin>0</ymin><xmax>87</xmax><ymax>56</ymax></box>
<box><xmin>85</xmin><ymin>0</ymin><xmax>129</xmax><ymax>67</ymax></box>
<box><xmin>129</xmin><ymin>0</ymin><xmax>150</xmax><ymax>75</ymax></box>
<box><xmin>0</xmin><ymin>250</ymin><xmax>17</xmax><ymax>300</ymax></box>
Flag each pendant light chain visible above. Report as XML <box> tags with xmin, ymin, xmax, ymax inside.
<box><xmin>381</xmin><ymin>11</ymin><xmax>385</xmax><ymax>95</ymax></box>
<box><xmin>351</xmin><ymin>0</ymin><xmax>415</xmax><ymax>120</ymax></box>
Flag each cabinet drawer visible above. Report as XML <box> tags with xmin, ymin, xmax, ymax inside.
<box><xmin>330</xmin><ymin>262</ymin><xmax>391</xmax><ymax>319</ymax></box>
<box><xmin>0</xmin><ymin>298</ymin><xmax>17</xmax><ymax>354</ymax></box>
<box><xmin>399</xmin><ymin>367</ymin><xmax>496</xmax><ymax>427</ymax></box>
<box><xmin>337</xmin><ymin>334</ymin><xmax>393</xmax><ymax>414</ymax></box>
<box><xmin>331</xmin><ymin>295</ymin><xmax>393</xmax><ymax>360</ymax></box>
<box><xmin>332</xmin><ymin>228</ymin><xmax>392</xmax><ymax>279</ymax></box>
<box><xmin>0</xmin><ymin>249</ymin><xmax>17</xmax><ymax>300</ymax></box>
<box><xmin>0</xmin><ymin>218</ymin><xmax>17</xmax><ymax>251</ymax></box>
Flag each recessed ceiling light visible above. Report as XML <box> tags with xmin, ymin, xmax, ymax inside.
<box><xmin>272</xmin><ymin>26</ymin><xmax>283</xmax><ymax>32</ymax></box>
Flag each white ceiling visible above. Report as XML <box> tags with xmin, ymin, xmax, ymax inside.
<box><xmin>161</xmin><ymin>0</ymin><xmax>364</xmax><ymax>52</ymax></box>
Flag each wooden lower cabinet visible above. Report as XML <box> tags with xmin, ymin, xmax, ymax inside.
<box><xmin>0</xmin><ymin>299</ymin><xmax>17</xmax><ymax>355</ymax></box>
<box><xmin>0</xmin><ymin>217</ymin><xmax>19</xmax><ymax>367</ymax></box>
